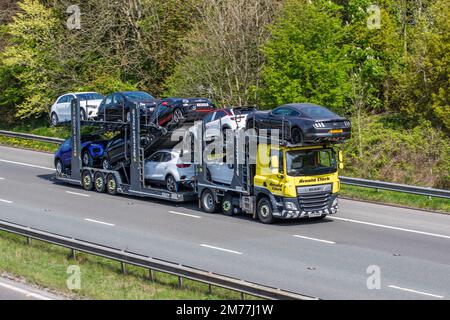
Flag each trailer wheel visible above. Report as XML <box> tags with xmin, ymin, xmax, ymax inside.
<box><xmin>201</xmin><ymin>189</ymin><xmax>218</xmax><ymax>213</ymax></box>
<box><xmin>257</xmin><ymin>197</ymin><xmax>274</xmax><ymax>224</ymax></box>
<box><xmin>221</xmin><ymin>194</ymin><xmax>235</xmax><ymax>216</ymax></box>
<box><xmin>106</xmin><ymin>174</ymin><xmax>118</xmax><ymax>195</ymax></box>
<box><xmin>94</xmin><ymin>172</ymin><xmax>106</xmax><ymax>193</ymax></box>
<box><xmin>81</xmin><ymin>170</ymin><xmax>93</xmax><ymax>191</ymax></box>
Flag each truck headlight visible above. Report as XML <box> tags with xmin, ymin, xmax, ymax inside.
<box><xmin>332</xmin><ymin>198</ymin><xmax>338</xmax><ymax>207</ymax></box>
<box><xmin>285</xmin><ymin>201</ymin><xmax>298</xmax><ymax>210</ymax></box>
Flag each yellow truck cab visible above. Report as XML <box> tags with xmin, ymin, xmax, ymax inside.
<box><xmin>253</xmin><ymin>143</ymin><xmax>342</xmax><ymax>222</ymax></box>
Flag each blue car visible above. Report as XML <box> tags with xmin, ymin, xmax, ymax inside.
<box><xmin>55</xmin><ymin>135</ymin><xmax>106</xmax><ymax>174</ymax></box>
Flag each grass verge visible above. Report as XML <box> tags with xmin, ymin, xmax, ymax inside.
<box><xmin>341</xmin><ymin>184</ymin><xmax>450</xmax><ymax>213</ymax></box>
<box><xmin>0</xmin><ymin>230</ymin><xmax>252</xmax><ymax>300</ymax></box>
<box><xmin>0</xmin><ymin>136</ymin><xmax>58</xmax><ymax>153</ymax></box>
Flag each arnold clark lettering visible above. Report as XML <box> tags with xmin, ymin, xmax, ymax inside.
<box><xmin>298</xmin><ymin>177</ymin><xmax>330</xmax><ymax>183</ymax></box>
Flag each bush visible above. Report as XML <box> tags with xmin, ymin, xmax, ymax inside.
<box><xmin>342</xmin><ymin>114</ymin><xmax>450</xmax><ymax>189</ymax></box>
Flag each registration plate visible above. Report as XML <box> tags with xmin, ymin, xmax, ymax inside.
<box><xmin>196</xmin><ymin>103</ymin><xmax>209</xmax><ymax>107</ymax></box>
<box><xmin>330</xmin><ymin>129</ymin><xmax>343</xmax><ymax>134</ymax></box>
<box><xmin>308</xmin><ymin>212</ymin><xmax>323</xmax><ymax>218</ymax></box>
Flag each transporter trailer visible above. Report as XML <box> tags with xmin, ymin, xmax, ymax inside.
<box><xmin>55</xmin><ymin>98</ymin><xmax>196</xmax><ymax>202</ymax></box>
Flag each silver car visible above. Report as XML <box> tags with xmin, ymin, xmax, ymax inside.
<box><xmin>144</xmin><ymin>149</ymin><xmax>195</xmax><ymax>192</ymax></box>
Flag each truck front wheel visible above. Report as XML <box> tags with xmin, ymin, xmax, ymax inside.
<box><xmin>201</xmin><ymin>189</ymin><xmax>218</xmax><ymax>213</ymax></box>
<box><xmin>257</xmin><ymin>197</ymin><xmax>274</xmax><ymax>224</ymax></box>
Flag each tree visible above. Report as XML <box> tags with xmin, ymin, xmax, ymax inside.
<box><xmin>165</xmin><ymin>0</ymin><xmax>280</xmax><ymax>106</ymax></box>
<box><xmin>260</xmin><ymin>0</ymin><xmax>353</xmax><ymax>112</ymax></box>
<box><xmin>391</xmin><ymin>0</ymin><xmax>450</xmax><ymax>131</ymax></box>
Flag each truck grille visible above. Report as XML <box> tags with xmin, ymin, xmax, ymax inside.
<box><xmin>298</xmin><ymin>192</ymin><xmax>331</xmax><ymax>211</ymax></box>
<box><xmin>297</xmin><ymin>184</ymin><xmax>332</xmax><ymax>212</ymax></box>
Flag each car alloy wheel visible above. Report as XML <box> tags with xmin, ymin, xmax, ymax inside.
<box><xmin>166</xmin><ymin>175</ymin><xmax>177</xmax><ymax>192</ymax></box>
<box><xmin>82</xmin><ymin>152</ymin><xmax>92</xmax><ymax>167</ymax></box>
<box><xmin>102</xmin><ymin>159</ymin><xmax>111</xmax><ymax>170</ymax></box>
<box><xmin>55</xmin><ymin>160</ymin><xmax>63</xmax><ymax>175</ymax></box>
<box><xmin>173</xmin><ymin>108</ymin><xmax>183</xmax><ymax>123</ymax></box>
<box><xmin>80</xmin><ymin>109</ymin><xmax>87</xmax><ymax>121</ymax></box>
<box><xmin>51</xmin><ymin>113</ymin><xmax>59</xmax><ymax>126</ymax></box>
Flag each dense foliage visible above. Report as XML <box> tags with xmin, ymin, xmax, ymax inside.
<box><xmin>0</xmin><ymin>0</ymin><xmax>448</xmax><ymax>187</ymax></box>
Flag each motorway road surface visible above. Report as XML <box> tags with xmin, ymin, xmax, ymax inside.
<box><xmin>0</xmin><ymin>276</ymin><xmax>61</xmax><ymax>300</ymax></box>
<box><xmin>0</xmin><ymin>145</ymin><xmax>449</xmax><ymax>300</ymax></box>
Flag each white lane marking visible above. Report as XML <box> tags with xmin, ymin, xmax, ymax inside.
<box><xmin>0</xmin><ymin>280</ymin><xmax>53</xmax><ymax>300</ymax></box>
<box><xmin>0</xmin><ymin>199</ymin><xmax>13</xmax><ymax>204</ymax></box>
<box><xmin>84</xmin><ymin>218</ymin><xmax>115</xmax><ymax>227</ymax></box>
<box><xmin>0</xmin><ymin>177</ymin><xmax>4</xmax><ymax>180</ymax></box>
<box><xmin>66</xmin><ymin>191</ymin><xmax>90</xmax><ymax>197</ymax></box>
<box><xmin>293</xmin><ymin>235</ymin><xmax>335</xmax><ymax>244</ymax></box>
<box><xmin>330</xmin><ymin>216</ymin><xmax>450</xmax><ymax>240</ymax></box>
<box><xmin>388</xmin><ymin>285</ymin><xmax>444</xmax><ymax>299</ymax></box>
<box><xmin>200</xmin><ymin>244</ymin><xmax>243</xmax><ymax>255</ymax></box>
<box><xmin>169</xmin><ymin>211</ymin><xmax>201</xmax><ymax>219</ymax></box>
<box><xmin>0</xmin><ymin>159</ymin><xmax>54</xmax><ymax>171</ymax></box>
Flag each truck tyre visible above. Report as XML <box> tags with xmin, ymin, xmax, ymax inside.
<box><xmin>94</xmin><ymin>172</ymin><xmax>106</xmax><ymax>193</ymax></box>
<box><xmin>82</xmin><ymin>170</ymin><xmax>93</xmax><ymax>191</ymax></box>
<box><xmin>221</xmin><ymin>194</ymin><xmax>235</xmax><ymax>216</ymax></box>
<box><xmin>257</xmin><ymin>197</ymin><xmax>274</xmax><ymax>224</ymax></box>
<box><xmin>201</xmin><ymin>189</ymin><xmax>218</xmax><ymax>213</ymax></box>
<box><xmin>106</xmin><ymin>174</ymin><xmax>118</xmax><ymax>195</ymax></box>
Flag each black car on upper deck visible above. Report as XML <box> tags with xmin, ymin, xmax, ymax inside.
<box><xmin>150</xmin><ymin>98</ymin><xmax>216</xmax><ymax>127</ymax></box>
<box><xmin>245</xmin><ymin>103</ymin><xmax>351</xmax><ymax>144</ymax></box>
<box><xmin>97</xmin><ymin>91</ymin><xmax>158</xmax><ymax>123</ymax></box>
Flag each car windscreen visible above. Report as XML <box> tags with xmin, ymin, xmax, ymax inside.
<box><xmin>123</xmin><ymin>92</ymin><xmax>154</xmax><ymax>101</ymax></box>
<box><xmin>76</xmin><ymin>93</ymin><xmax>104</xmax><ymax>101</ymax></box>
<box><xmin>300</xmin><ymin>106</ymin><xmax>337</xmax><ymax>119</ymax></box>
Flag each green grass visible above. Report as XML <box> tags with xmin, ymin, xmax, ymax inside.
<box><xmin>0</xmin><ymin>135</ymin><xmax>58</xmax><ymax>153</ymax></box>
<box><xmin>341</xmin><ymin>184</ymin><xmax>450</xmax><ymax>213</ymax></box>
<box><xmin>1</xmin><ymin>122</ymin><xmax>70</xmax><ymax>139</ymax></box>
<box><xmin>0</xmin><ymin>230</ymin><xmax>254</xmax><ymax>300</ymax></box>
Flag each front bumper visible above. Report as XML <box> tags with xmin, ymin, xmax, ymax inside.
<box><xmin>273</xmin><ymin>194</ymin><xmax>339</xmax><ymax>219</ymax></box>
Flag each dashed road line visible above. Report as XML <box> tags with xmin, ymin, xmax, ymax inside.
<box><xmin>66</xmin><ymin>191</ymin><xmax>90</xmax><ymax>197</ymax></box>
<box><xmin>84</xmin><ymin>218</ymin><xmax>115</xmax><ymax>227</ymax></box>
<box><xmin>200</xmin><ymin>244</ymin><xmax>243</xmax><ymax>255</ymax></box>
<box><xmin>293</xmin><ymin>235</ymin><xmax>336</xmax><ymax>244</ymax></box>
<box><xmin>0</xmin><ymin>199</ymin><xmax>13</xmax><ymax>204</ymax></box>
<box><xmin>169</xmin><ymin>211</ymin><xmax>201</xmax><ymax>219</ymax></box>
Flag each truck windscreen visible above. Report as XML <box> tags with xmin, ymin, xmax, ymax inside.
<box><xmin>286</xmin><ymin>149</ymin><xmax>337</xmax><ymax>176</ymax></box>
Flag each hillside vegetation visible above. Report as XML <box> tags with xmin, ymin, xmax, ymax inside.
<box><xmin>0</xmin><ymin>0</ymin><xmax>448</xmax><ymax>188</ymax></box>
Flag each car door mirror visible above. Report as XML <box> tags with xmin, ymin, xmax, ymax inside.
<box><xmin>338</xmin><ymin>150</ymin><xmax>344</xmax><ymax>169</ymax></box>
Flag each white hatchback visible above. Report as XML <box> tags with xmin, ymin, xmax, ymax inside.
<box><xmin>144</xmin><ymin>149</ymin><xmax>195</xmax><ymax>192</ymax></box>
<box><xmin>50</xmin><ymin>92</ymin><xmax>104</xmax><ymax>126</ymax></box>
